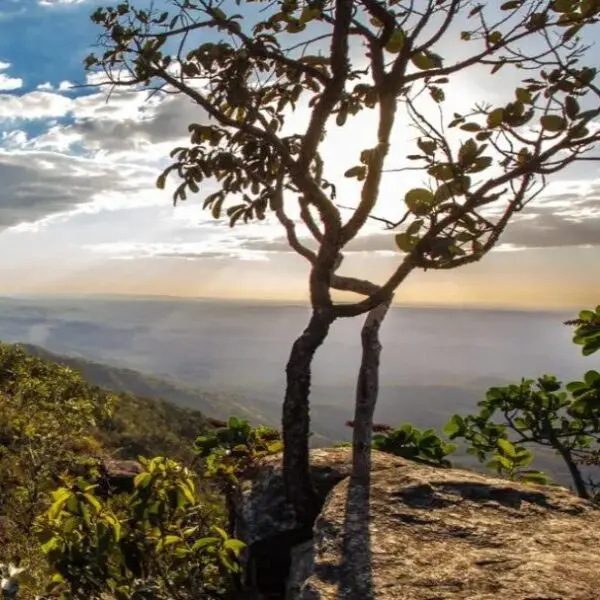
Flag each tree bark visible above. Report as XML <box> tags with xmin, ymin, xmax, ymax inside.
<box><xmin>283</xmin><ymin>307</ymin><xmax>336</xmax><ymax>523</ymax></box>
<box><xmin>351</xmin><ymin>296</ymin><xmax>393</xmax><ymax>481</ymax></box>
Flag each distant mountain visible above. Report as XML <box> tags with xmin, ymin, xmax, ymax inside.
<box><xmin>19</xmin><ymin>342</ymin><xmax>275</xmax><ymax>426</ymax></box>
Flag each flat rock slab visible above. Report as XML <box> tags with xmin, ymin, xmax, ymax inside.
<box><xmin>296</xmin><ymin>453</ymin><xmax>600</xmax><ymax>600</ymax></box>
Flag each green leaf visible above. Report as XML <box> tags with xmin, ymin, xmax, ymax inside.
<box><xmin>394</xmin><ymin>232</ymin><xmax>416</xmax><ymax>253</ymax></box>
<box><xmin>405</xmin><ymin>188</ymin><xmax>435</xmax><ymax>215</ymax></box>
<box><xmin>417</xmin><ymin>138</ymin><xmax>436</xmax><ymax>155</ymax></box>
<box><xmin>443</xmin><ymin>414</ymin><xmax>464</xmax><ymax>438</ymax></box>
<box><xmin>488</xmin><ymin>31</ymin><xmax>503</xmax><ymax>44</ymax></box>
<box><xmin>224</xmin><ymin>538</ymin><xmax>246</xmax><ymax>556</ymax></box>
<box><xmin>515</xmin><ymin>88</ymin><xmax>532</xmax><ymax>104</ymax></box>
<box><xmin>584</xmin><ymin>370</ymin><xmax>600</xmax><ymax>386</ymax></box>
<box><xmin>540</xmin><ymin>115</ymin><xmax>567</xmax><ymax>132</ymax></box>
<box><xmin>192</xmin><ymin>537</ymin><xmax>220</xmax><ymax>552</ymax></box>
<box><xmin>428</xmin><ymin>164</ymin><xmax>454</xmax><ymax>181</ymax></box>
<box><xmin>344</xmin><ymin>165</ymin><xmax>367</xmax><ymax>180</ymax></box>
<box><xmin>497</xmin><ymin>438</ymin><xmax>518</xmax><ymax>458</ymax></box>
<box><xmin>385</xmin><ymin>29</ymin><xmax>405</xmax><ymax>53</ymax></box>
<box><xmin>460</xmin><ymin>123</ymin><xmax>481</xmax><ymax>132</ymax></box>
<box><xmin>134</xmin><ymin>472</ymin><xmax>152</xmax><ymax>489</ymax></box>
<box><xmin>565</xmin><ymin>96</ymin><xmax>580</xmax><ymax>119</ymax></box>
<box><xmin>406</xmin><ymin>219</ymin><xmax>423</xmax><ymax>236</ymax></box>
<box><xmin>487</xmin><ymin>108</ymin><xmax>505</xmax><ymax>128</ymax></box>
<box><xmin>412</xmin><ymin>53</ymin><xmax>439</xmax><ymax>70</ymax></box>
<box><xmin>83</xmin><ymin>492</ymin><xmax>101</xmax><ymax>513</ymax></box>
<box><xmin>299</xmin><ymin>6</ymin><xmax>321</xmax><ymax>23</ymax></box>
<box><xmin>162</xmin><ymin>535</ymin><xmax>182</xmax><ymax>547</ymax></box>
<box><xmin>519</xmin><ymin>470</ymin><xmax>550</xmax><ymax>484</ymax></box>
<box><xmin>213</xmin><ymin>525</ymin><xmax>229</xmax><ymax>540</ymax></box>
<box><xmin>469</xmin><ymin>156</ymin><xmax>492</xmax><ymax>173</ymax></box>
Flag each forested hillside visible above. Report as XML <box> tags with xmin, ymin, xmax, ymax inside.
<box><xmin>0</xmin><ymin>342</ymin><xmax>217</xmax><ymax>597</ymax></box>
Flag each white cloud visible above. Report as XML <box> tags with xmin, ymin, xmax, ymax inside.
<box><xmin>0</xmin><ymin>61</ymin><xmax>22</xmax><ymax>91</ymax></box>
<box><xmin>38</xmin><ymin>0</ymin><xmax>88</xmax><ymax>5</ymax></box>
<box><xmin>0</xmin><ymin>149</ymin><xmax>160</xmax><ymax>230</ymax></box>
<box><xmin>36</xmin><ymin>80</ymin><xmax>77</xmax><ymax>92</ymax></box>
<box><xmin>0</xmin><ymin>90</ymin><xmax>73</xmax><ymax>120</ymax></box>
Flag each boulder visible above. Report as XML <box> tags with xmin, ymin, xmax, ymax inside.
<box><xmin>235</xmin><ymin>448</ymin><xmax>402</xmax><ymax>598</ymax></box>
<box><xmin>236</xmin><ymin>448</ymin><xmax>600</xmax><ymax>600</ymax></box>
<box><xmin>97</xmin><ymin>458</ymin><xmax>142</xmax><ymax>496</ymax></box>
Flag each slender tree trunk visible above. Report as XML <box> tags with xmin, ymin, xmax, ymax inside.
<box><xmin>283</xmin><ymin>307</ymin><xmax>336</xmax><ymax>523</ymax></box>
<box><xmin>555</xmin><ymin>443</ymin><xmax>589</xmax><ymax>499</ymax></box>
<box><xmin>544</xmin><ymin>420</ymin><xmax>590</xmax><ymax>499</ymax></box>
<box><xmin>352</xmin><ymin>296</ymin><xmax>393</xmax><ymax>481</ymax></box>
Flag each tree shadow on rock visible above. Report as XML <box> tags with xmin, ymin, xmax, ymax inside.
<box><xmin>313</xmin><ymin>473</ymin><xmax>374</xmax><ymax>600</ymax></box>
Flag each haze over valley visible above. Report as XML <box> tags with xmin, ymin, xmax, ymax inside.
<box><xmin>0</xmin><ymin>294</ymin><xmax>591</xmax><ymax>484</ymax></box>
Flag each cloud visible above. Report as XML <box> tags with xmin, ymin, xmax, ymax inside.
<box><xmin>25</xmin><ymin>86</ymin><xmax>207</xmax><ymax>158</ymax></box>
<box><xmin>38</xmin><ymin>0</ymin><xmax>88</xmax><ymax>5</ymax></box>
<box><xmin>36</xmin><ymin>80</ymin><xmax>76</xmax><ymax>92</ymax></box>
<box><xmin>67</xmin><ymin>94</ymin><xmax>207</xmax><ymax>152</ymax></box>
<box><xmin>0</xmin><ymin>61</ymin><xmax>22</xmax><ymax>91</ymax></box>
<box><xmin>0</xmin><ymin>90</ymin><xmax>73</xmax><ymax>120</ymax></box>
<box><xmin>0</xmin><ymin>150</ymin><xmax>157</xmax><ymax>230</ymax></box>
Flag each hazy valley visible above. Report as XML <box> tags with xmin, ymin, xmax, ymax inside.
<box><xmin>0</xmin><ymin>294</ymin><xmax>591</xmax><ymax>485</ymax></box>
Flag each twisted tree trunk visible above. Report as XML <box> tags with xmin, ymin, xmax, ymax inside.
<box><xmin>351</xmin><ymin>296</ymin><xmax>393</xmax><ymax>481</ymax></box>
<box><xmin>283</xmin><ymin>307</ymin><xmax>336</xmax><ymax>524</ymax></box>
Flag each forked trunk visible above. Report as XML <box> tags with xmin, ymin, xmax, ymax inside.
<box><xmin>283</xmin><ymin>307</ymin><xmax>336</xmax><ymax>523</ymax></box>
<box><xmin>352</xmin><ymin>297</ymin><xmax>393</xmax><ymax>481</ymax></box>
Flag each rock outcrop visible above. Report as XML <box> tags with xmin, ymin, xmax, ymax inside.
<box><xmin>235</xmin><ymin>448</ymin><xmax>600</xmax><ymax>600</ymax></box>
<box><xmin>97</xmin><ymin>458</ymin><xmax>142</xmax><ymax>496</ymax></box>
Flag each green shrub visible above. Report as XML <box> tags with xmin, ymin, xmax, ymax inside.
<box><xmin>36</xmin><ymin>457</ymin><xmax>243</xmax><ymax>600</ymax></box>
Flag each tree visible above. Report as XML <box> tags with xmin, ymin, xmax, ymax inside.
<box><xmin>86</xmin><ymin>0</ymin><xmax>600</xmax><ymax>522</ymax></box>
<box><xmin>444</xmin><ymin>306</ymin><xmax>600</xmax><ymax>500</ymax></box>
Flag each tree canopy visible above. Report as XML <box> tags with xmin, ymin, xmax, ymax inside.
<box><xmin>86</xmin><ymin>0</ymin><xmax>600</xmax><ymax>519</ymax></box>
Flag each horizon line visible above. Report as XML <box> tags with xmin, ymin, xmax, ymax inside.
<box><xmin>0</xmin><ymin>291</ymin><xmax>578</xmax><ymax>314</ymax></box>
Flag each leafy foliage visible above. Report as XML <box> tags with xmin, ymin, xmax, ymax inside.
<box><xmin>372</xmin><ymin>423</ymin><xmax>456</xmax><ymax>467</ymax></box>
<box><xmin>195</xmin><ymin>417</ymin><xmax>283</xmax><ymax>533</ymax></box>
<box><xmin>444</xmin><ymin>374</ymin><xmax>600</xmax><ymax>496</ymax></box>
<box><xmin>196</xmin><ymin>416</ymin><xmax>283</xmax><ymax>483</ymax></box>
<box><xmin>565</xmin><ymin>306</ymin><xmax>600</xmax><ymax>356</ymax></box>
<box><xmin>344</xmin><ymin>421</ymin><xmax>456</xmax><ymax>467</ymax></box>
<box><xmin>37</xmin><ymin>458</ymin><xmax>243</xmax><ymax>600</ymax></box>
<box><xmin>0</xmin><ymin>343</ymin><xmax>225</xmax><ymax>599</ymax></box>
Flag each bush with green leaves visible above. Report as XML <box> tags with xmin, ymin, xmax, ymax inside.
<box><xmin>195</xmin><ymin>416</ymin><xmax>283</xmax><ymax>482</ymax></box>
<box><xmin>0</xmin><ymin>344</ymin><xmax>113</xmax><ymax>534</ymax></box>
<box><xmin>36</xmin><ymin>457</ymin><xmax>244</xmax><ymax>600</ymax></box>
<box><xmin>372</xmin><ymin>423</ymin><xmax>456</xmax><ymax>467</ymax></box>
<box><xmin>445</xmin><ymin>369</ymin><xmax>600</xmax><ymax>498</ymax></box>
<box><xmin>342</xmin><ymin>422</ymin><xmax>456</xmax><ymax>467</ymax></box>
<box><xmin>195</xmin><ymin>417</ymin><xmax>283</xmax><ymax>534</ymax></box>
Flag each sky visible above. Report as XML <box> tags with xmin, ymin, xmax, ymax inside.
<box><xmin>0</xmin><ymin>0</ymin><xmax>598</xmax><ymax>309</ymax></box>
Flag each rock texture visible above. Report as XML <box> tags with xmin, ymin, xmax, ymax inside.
<box><xmin>97</xmin><ymin>458</ymin><xmax>142</xmax><ymax>496</ymax></box>
<box><xmin>235</xmin><ymin>449</ymin><xmax>401</xmax><ymax>598</ymax></box>
<box><xmin>236</xmin><ymin>448</ymin><xmax>600</xmax><ymax>600</ymax></box>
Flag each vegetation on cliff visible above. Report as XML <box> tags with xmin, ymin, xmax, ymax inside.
<box><xmin>0</xmin><ymin>342</ymin><xmax>241</xmax><ymax>600</ymax></box>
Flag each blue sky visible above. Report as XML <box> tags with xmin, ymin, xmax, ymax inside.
<box><xmin>0</xmin><ymin>0</ymin><xmax>598</xmax><ymax>308</ymax></box>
